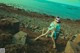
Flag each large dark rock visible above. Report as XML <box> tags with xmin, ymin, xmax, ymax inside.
<box><xmin>5</xmin><ymin>44</ymin><xmax>27</xmax><ymax>53</ymax></box>
<box><xmin>0</xmin><ymin>18</ymin><xmax>20</xmax><ymax>34</ymax></box>
<box><xmin>0</xmin><ymin>33</ymin><xmax>12</xmax><ymax>48</ymax></box>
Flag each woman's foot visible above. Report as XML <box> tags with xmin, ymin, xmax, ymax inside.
<box><xmin>53</xmin><ymin>44</ymin><xmax>56</xmax><ymax>49</ymax></box>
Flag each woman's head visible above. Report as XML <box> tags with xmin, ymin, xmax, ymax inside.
<box><xmin>54</xmin><ymin>17</ymin><xmax>61</xmax><ymax>23</ymax></box>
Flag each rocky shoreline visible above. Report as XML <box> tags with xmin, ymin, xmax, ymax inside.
<box><xmin>0</xmin><ymin>3</ymin><xmax>80</xmax><ymax>53</ymax></box>
<box><xmin>0</xmin><ymin>3</ymin><xmax>80</xmax><ymax>35</ymax></box>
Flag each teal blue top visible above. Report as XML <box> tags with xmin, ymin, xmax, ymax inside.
<box><xmin>48</xmin><ymin>22</ymin><xmax>61</xmax><ymax>39</ymax></box>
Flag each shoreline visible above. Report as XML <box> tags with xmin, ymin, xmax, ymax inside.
<box><xmin>0</xmin><ymin>3</ymin><xmax>80</xmax><ymax>35</ymax></box>
<box><xmin>0</xmin><ymin>3</ymin><xmax>55</xmax><ymax>19</ymax></box>
<box><xmin>0</xmin><ymin>3</ymin><xmax>80</xmax><ymax>21</ymax></box>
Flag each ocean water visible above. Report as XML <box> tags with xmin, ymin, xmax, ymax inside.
<box><xmin>0</xmin><ymin>0</ymin><xmax>80</xmax><ymax>20</ymax></box>
<box><xmin>47</xmin><ymin>0</ymin><xmax>80</xmax><ymax>7</ymax></box>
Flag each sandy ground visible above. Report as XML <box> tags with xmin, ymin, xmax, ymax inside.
<box><xmin>0</xmin><ymin>3</ymin><xmax>80</xmax><ymax>53</ymax></box>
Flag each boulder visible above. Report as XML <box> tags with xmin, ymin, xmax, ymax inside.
<box><xmin>64</xmin><ymin>34</ymin><xmax>80</xmax><ymax>53</ymax></box>
<box><xmin>0</xmin><ymin>18</ymin><xmax>20</xmax><ymax>34</ymax></box>
<box><xmin>13</xmin><ymin>31</ymin><xmax>27</xmax><ymax>45</ymax></box>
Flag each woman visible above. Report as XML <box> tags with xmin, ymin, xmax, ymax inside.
<box><xmin>34</xmin><ymin>17</ymin><xmax>61</xmax><ymax>48</ymax></box>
